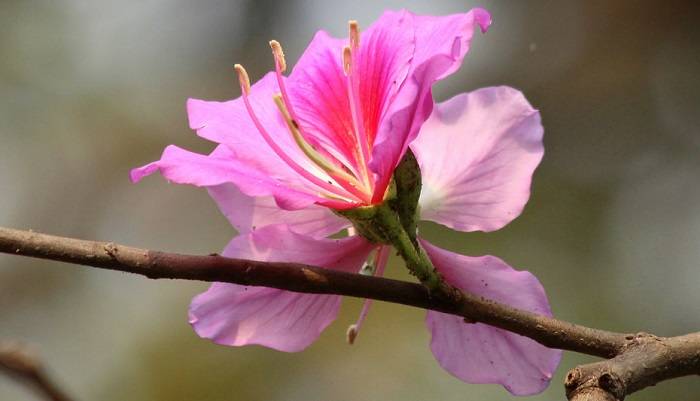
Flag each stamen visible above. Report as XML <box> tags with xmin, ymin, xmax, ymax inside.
<box><xmin>273</xmin><ymin>94</ymin><xmax>371</xmax><ymax>203</ymax></box>
<box><xmin>346</xmin><ymin>246</ymin><xmax>389</xmax><ymax>345</ymax></box>
<box><xmin>268</xmin><ymin>40</ymin><xmax>369</xmax><ymax>200</ymax></box>
<box><xmin>234</xmin><ymin>64</ymin><xmax>251</xmax><ymax>95</ymax></box>
<box><xmin>269</xmin><ymin>40</ymin><xmax>287</xmax><ymax>72</ymax></box>
<box><xmin>349</xmin><ymin>20</ymin><xmax>360</xmax><ymax>49</ymax></box>
<box><xmin>342</xmin><ymin>46</ymin><xmax>352</xmax><ymax>75</ymax></box>
<box><xmin>233</xmin><ymin>65</ymin><xmax>354</xmax><ymax>200</ymax></box>
<box><xmin>342</xmin><ymin>44</ymin><xmax>373</xmax><ymax>193</ymax></box>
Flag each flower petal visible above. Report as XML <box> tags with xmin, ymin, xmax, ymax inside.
<box><xmin>189</xmin><ymin>225</ymin><xmax>374</xmax><ymax>352</ymax></box>
<box><xmin>130</xmin><ymin>144</ymin><xmax>326</xmax><ymax>210</ymax></box>
<box><xmin>421</xmin><ymin>239</ymin><xmax>562</xmax><ymax>395</ymax></box>
<box><xmin>413</xmin><ymin>87</ymin><xmax>544</xmax><ymax>232</ymax></box>
<box><xmin>187</xmin><ymin>72</ymin><xmax>305</xmax><ymax>177</ymax></box>
<box><xmin>207</xmin><ymin>183</ymin><xmax>350</xmax><ymax>237</ymax></box>
<box><xmin>187</xmin><ymin>73</ymin><xmax>359</xmax><ymax>209</ymax></box>
<box><xmin>369</xmin><ymin>8</ymin><xmax>491</xmax><ymax>202</ymax></box>
<box><xmin>287</xmin><ymin>11</ymin><xmax>414</xmax><ymax>178</ymax></box>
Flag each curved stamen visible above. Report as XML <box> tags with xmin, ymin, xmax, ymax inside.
<box><xmin>234</xmin><ymin>64</ymin><xmax>356</xmax><ymax>201</ymax></box>
<box><xmin>346</xmin><ymin>245</ymin><xmax>390</xmax><ymax>344</ymax></box>
<box><xmin>343</xmin><ymin>37</ymin><xmax>374</xmax><ymax>194</ymax></box>
<box><xmin>270</xmin><ymin>40</ymin><xmax>368</xmax><ymax>192</ymax></box>
<box><xmin>273</xmin><ymin>94</ymin><xmax>371</xmax><ymax>203</ymax></box>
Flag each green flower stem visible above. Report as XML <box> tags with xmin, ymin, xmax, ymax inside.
<box><xmin>339</xmin><ymin>202</ymin><xmax>441</xmax><ymax>292</ymax></box>
<box><xmin>372</xmin><ymin>204</ymin><xmax>442</xmax><ymax>291</ymax></box>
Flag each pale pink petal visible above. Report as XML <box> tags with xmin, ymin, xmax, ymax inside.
<box><xmin>369</xmin><ymin>8</ymin><xmax>491</xmax><ymax>202</ymax></box>
<box><xmin>207</xmin><ymin>183</ymin><xmax>350</xmax><ymax>237</ymax></box>
<box><xmin>412</xmin><ymin>87</ymin><xmax>544</xmax><ymax>232</ymax></box>
<box><xmin>189</xmin><ymin>225</ymin><xmax>374</xmax><ymax>352</ymax></box>
<box><xmin>421</xmin><ymin>239</ymin><xmax>561</xmax><ymax>395</ymax></box>
<box><xmin>130</xmin><ymin>144</ymin><xmax>327</xmax><ymax>210</ymax></box>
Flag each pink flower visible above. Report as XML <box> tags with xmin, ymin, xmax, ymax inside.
<box><xmin>132</xmin><ymin>8</ymin><xmax>562</xmax><ymax>396</ymax></box>
<box><xmin>131</xmin><ymin>8</ymin><xmax>491</xmax><ymax>210</ymax></box>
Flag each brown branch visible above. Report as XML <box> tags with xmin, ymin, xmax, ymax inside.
<box><xmin>0</xmin><ymin>226</ymin><xmax>625</xmax><ymax>356</ymax></box>
<box><xmin>0</xmin><ymin>226</ymin><xmax>698</xmax><ymax>399</ymax></box>
<box><xmin>0</xmin><ymin>341</ymin><xmax>74</xmax><ymax>401</ymax></box>
<box><xmin>565</xmin><ymin>332</ymin><xmax>700</xmax><ymax>400</ymax></box>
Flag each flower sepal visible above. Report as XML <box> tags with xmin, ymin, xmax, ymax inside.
<box><xmin>335</xmin><ymin>183</ymin><xmax>399</xmax><ymax>244</ymax></box>
<box><xmin>392</xmin><ymin>149</ymin><xmax>422</xmax><ymax>240</ymax></box>
<box><xmin>337</xmin><ymin>185</ymin><xmax>442</xmax><ymax>291</ymax></box>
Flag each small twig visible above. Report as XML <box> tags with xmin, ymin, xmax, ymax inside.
<box><xmin>0</xmin><ymin>341</ymin><xmax>74</xmax><ymax>401</ymax></box>
<box><xmin>0</xmin><ymin>226</ymin><xmax>698</xmax><ymax>399</ymax></box>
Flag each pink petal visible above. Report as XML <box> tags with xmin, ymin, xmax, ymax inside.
<box><xmin>420</xmin><ymin>239</ymin><xmax>561</xmax><ymax>395</ymax></box>
<box><xmin>187</xmin><ymin>73</ymin><xmax>359</xmax><ymax>209</ymax></box>
<box><xmin>189</xmin><ymin>225</ymin><xmax>375</xmax><ymax>352</ymax></box>
<box><xmin>412</xmin><ymin>87</ymin><xmax>544</xmax><ymax>232</ymax></box>
<box><xmin>287</xmin><ymin>11</ymin><xmax>414</xmax><ymax>179</ymax></box>
<box><xmin>369</xmin><ymin>8</ymin><xmax>491</xmax><ymax>202</ymax></box>
<box><xmin>130</xmin><ymin>144</ymin><xmax>325</xmax><ymax>210</ymax></box>
<box><xmin>207</xmin><ymin>183</ymin><xmax>350</xmax><ymax>237</ymax></box>
<box><xmin>187</xmin><ymin>72</ymin><xmax>307</xmax><ymax>178</ymax></box>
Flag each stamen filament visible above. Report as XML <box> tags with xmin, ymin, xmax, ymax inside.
<box><xmin>269</xmin><ymin>40</ymin><xmax>369</xmax><ymax>200</ymax></box>
<box><xmin>234</xmin><ymin>64</ymin><xmax>355</xmax><ymax>201</ymax></box>
<box><xmin>273</xmin><ymin>94</ymin><xmax>371</xmax><ymax>203</ymax></box>
<box><xmin>343</xmin><ymin>42</ymin><xmax>373</xmax><ymax>194</ymax></box>
<box><xmin>347</xmin><ymin>246</ymin><xmax>390</xmax><ymax>345</ymax></box>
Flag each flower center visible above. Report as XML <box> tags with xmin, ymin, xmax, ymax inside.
<box><xmin>234</xmin><ymin>21</ymin><xmax>376</xmax><ymax>207</ymax></box>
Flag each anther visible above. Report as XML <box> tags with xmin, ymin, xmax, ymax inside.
<box><xmin>342</xmin><ymin>46</ymin><xmax>352</xmax><ymax>75</ymax></box>
<box><xmin>346</xmin><ymin>324</ymin><xmax>359</xmax><ymax>345</ymax></box>
<box><xmin>349</xmin><ymin>20</ymin><xmax>360</xmax><ymax>49</ymax></box>
<box><xmin>234</xmin><ymin>64</ymin><xmax>251</xmax><ymax>95</ymax></box>
<box><xmin>269</xmin><ymin>40</ymin><xmax>287</xmax><ymax>72</ymax></box>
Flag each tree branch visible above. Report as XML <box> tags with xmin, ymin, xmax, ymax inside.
<box><xmin>0</xmin><ymin>226</ymin><xmax>698</xmax><ymax>399</ymax></box>
<box><xmin>0</xmin><ymin>341</ymin><xmax>74</xmax><ymax>401</ymax></box>
<box><xmin>565</xmin><ymin>332</ymin><xmax>700</xmax><ymax>400</ymax></box>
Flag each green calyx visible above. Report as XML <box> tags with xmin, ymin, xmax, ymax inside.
<box><xmin>337</xmin><ymin>150</ymin><xmax>442</xmax><ymax>291</ymax></box>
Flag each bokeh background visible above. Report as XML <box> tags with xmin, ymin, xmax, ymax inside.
<box><xmin>1</xmin><ymin>0</ymin><xmax>699</xmax><ymax>400</ymax></box>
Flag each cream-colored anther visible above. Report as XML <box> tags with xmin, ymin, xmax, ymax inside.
<box><xmin>349</xmin><ymin>20</ymin><xmax>360</xmax><ymax>49</ymax></box>
<box><xmin>346</xmin><ymin>324</ymin><xmax>359</xmax><ymax>345</ymax></box>
<box><xmin>342</xmin><ymin>46</ymin><xmax>352</xmax><ymax>75</ymax></box>
<box><xmin>234</xmin><ymin>64</ymin><xmax>251</xmax><ymax>95</ymax></box>
<box><xmin>269</xmin><ymin>40</ymin><xmax>287</xmax><ymax>72</ymax></box>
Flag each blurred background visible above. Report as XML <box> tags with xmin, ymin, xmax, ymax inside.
<box><xmin>1</xmin><ymin>0</ymin><xmax>699</xmax><ymax>400</ymax></box>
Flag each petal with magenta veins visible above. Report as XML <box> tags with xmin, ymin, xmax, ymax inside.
<box><xmin>369</xmin><ymin>8</ymin><xmax>491</xmax><ymax>202</ymax></box>
<box><xmin>420</xmin><ymin>239</ymin><xmax>562</xmax><ymax>395</ymax></box>
<box><xmin>288</xmin><ymin>11</ymin><xmax>414</xmax><ymax>191</ymax></box>
<box><xmin>413</xmin><ymin>87</ymin><xmax>544</xmax><ymax>232</ymax></box>
<box><xmin>187</xmin><ymin>73</ymin><xmax>359</xmax><ymax>207</ymax></box>
<box><xmin>189</xmin><ymin>225</ymin><xmax>374</xmax><ymax>352</ymax></box>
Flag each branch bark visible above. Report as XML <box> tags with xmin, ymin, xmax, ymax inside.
<box><xmin>565</xmin><ymin>332</ymin><xmax>700</xmax><ymax>400</ymax></box>
<box><xmin>0</xmin><ymin>226</ymin><xmax>698</xmax><ymax>399</ymax></box>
